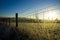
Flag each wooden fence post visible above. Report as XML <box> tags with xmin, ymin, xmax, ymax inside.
<box><xmin>16</xmin><ymin>13</ymin><xmax>18</xmax><ymax>27</ymax></box>
<box><xmin>9</xmin><ymin>18</ymin><xmax>10</xmax><ymax>26</ymax></box>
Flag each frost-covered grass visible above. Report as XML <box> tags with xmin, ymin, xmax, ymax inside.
<box><xmin>8</xmin><ymin>22</ymin><xmax>60</xmax><ymax>40</ymax></box>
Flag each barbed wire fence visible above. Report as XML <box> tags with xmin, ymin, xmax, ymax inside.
<box><xmin>18</xmin><ymin>3</ymin><xmax>59</xmax><ymax>30</ymax></box>
<box><xmin>0</xmin><ymin>3</ymin><xmax>59</xmax><ymax>29</ymax></box>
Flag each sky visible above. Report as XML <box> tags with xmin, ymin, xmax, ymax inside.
<box><xmin>0</xmin><ymin>0</ymin><xmax>60</xmax><ymax>19</ymax></box>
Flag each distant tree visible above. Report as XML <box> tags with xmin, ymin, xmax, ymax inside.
<box><xmin>55</xmin><ymin>18</ymin><xmax>60</xmax><ymax>23</ymax></box>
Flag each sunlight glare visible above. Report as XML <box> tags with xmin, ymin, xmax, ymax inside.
<box><xmin>45</xmin><ymin>10</ymin><xmax>57</xmax><ymax>20</ymax></box>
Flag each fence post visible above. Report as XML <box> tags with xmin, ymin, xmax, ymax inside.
<box><xmin>16</xmin><ymin>13</ymin><xmax>18</xmax><ymax>27</ymax></box>
<box><xmin>9</xmin><ymin>18</ymin><xmax>10</xmax><ymax>26</ymax></box>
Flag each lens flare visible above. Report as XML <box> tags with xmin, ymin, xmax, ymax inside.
<box><xmin>45</xmin><ymin>10</ymin><xmax>57</xmax><ymax>20</ymax></box>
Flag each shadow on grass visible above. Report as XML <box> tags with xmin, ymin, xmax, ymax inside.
<box><xmin>0</xmin><ymin>23</ymin><xmax>30</xmax><ymax>40</ymax></box>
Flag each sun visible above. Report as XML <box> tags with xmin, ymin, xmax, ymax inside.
<box><xmin>45</xmin><ymin>11</ymin><xmax>57</xmax><ymax>20</ymax></box>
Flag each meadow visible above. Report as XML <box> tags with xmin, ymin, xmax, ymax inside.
<box><xmin>9</xmin><ymin>22</ymin><xmax>60</xmax><ymax>40</ymax></box>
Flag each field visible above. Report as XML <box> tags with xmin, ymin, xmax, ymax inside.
<box><xmin>9</xmin><ymin>22</ymin><xmax>60</xmax><ymax>40</ymax></box>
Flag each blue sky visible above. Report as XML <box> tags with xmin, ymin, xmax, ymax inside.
<box><xmin>0</xmin><ymin>0</ymin><xmax>60</xmax><ymax>19</ymax></box>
